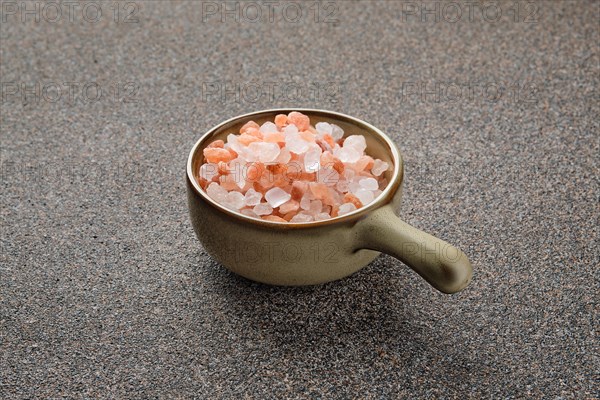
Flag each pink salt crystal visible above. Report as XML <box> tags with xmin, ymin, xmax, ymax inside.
<box><xmin>338</xmin><ymin>203</ymin><xmax>357</xmax><ymax>216</ymax></box>
<box><xmin>279</xmin><ymin>199</ymin><xmax>299</xmax><ymax>214</ymax></box>
<box><xmin>287</xmin><ymin>111</ymin><xmax>310</xmax><ymax>131</ymax></box>
<box><xmin>309</xmin><ymin>200</ymin><xmax>323</xmax><ymax>215</ymax></box>
<box><xmin>274</xmin><ymin>114</ymin><xmax>288</xmax><ymax>128</ymax></box>
<box><xmin>265</xmin><ymin>187</ymin><xmax>291</xmax><ymax>208</ymax></box>
<box><xmin>240</xmin><ymin>121</ymin><xmax>260</xmax><ymax>134</ymax></box>
<box><xmin>291</xmin><ymin>181</ymin><xmax>308</xmax><ymax>201</ymax></box>
<box><xmin>309</xmin><ymin>182</ymin><xmax>329</xmax><ymax>200</ymax></box>
<box><xmin>204</xmin><ymin>147</ymin><xmax>235</xmax><ymax>163</ymax></box>
<box><xmin>253</xmin><ymin>203</ymin><xmax>273</xmax><ymax>216</ymax></box>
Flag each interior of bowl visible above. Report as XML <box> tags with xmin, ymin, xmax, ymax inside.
<box><xmin>187</xmin><ymin>108</ymin><xmax>403</xmax><ymax>226</ymax></box>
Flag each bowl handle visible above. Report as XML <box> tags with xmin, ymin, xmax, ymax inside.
<box><xmin>356</xmin><ymin>206</ymin><xmax>472</xmax><ymax>294</ymax></box>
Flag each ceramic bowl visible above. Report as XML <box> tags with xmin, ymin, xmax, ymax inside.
<box><xmin>187</xmin><ymin>109</ymin><xmax>472</xmax><ymax>293</ymax></box>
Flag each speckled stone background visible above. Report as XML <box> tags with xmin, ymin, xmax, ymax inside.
<box><xmin>1</xmin><ymin>1</ymin><xmax>598</xmax><ymax>398</ymax></box>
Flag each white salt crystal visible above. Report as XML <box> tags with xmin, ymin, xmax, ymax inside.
<box><xmin>315</xmin><ymin>122</ymin><xmax>333</xmax><ymax>135</ymax></box>
<box><xmin>359</xmin><ymin>177</ymin><xmax>379</xmax><ymax>191</ymax></box>
<box><xmin>335</xmin><ymin>147</ymin><xmax>361</xmax><ymax>163</ymax></box>
<box><xmin>372</xmin><ymin>159</ymin><xmax>389</xmax><ymax>176</ymax></box>
<box><xmin>248</xmin><ymin>142</ymin><xmax>280</xmax><ymax>163</ymax></box>
<box><xmin>199</xmin><ymin>163</ymin><xmax>219</xmax><ymax>181</ymax></box>
<box><xmin>244</xmin><ymin>188</ymin><xmax>262</xmax><ymax>206</ymax></box>
<box><xmin>259</xmin><ymin>121</ymin><xmax>278</xmax><ymax>134</ymax></box>
<box><xmin>343</xmin><ymin>135</ymin><xmax>367</xmax><ymax>153</ymax></box>
<box><xmin>330</xmin><ymin>124</ymin><xmax>344</xmax><ymax>141</ymax></box>
<box><xmin>226</xmin><ymin>191</ymin><xmax>245</xmax><ymax>210</ymax></box>
<box><xmin>343</xmin><ymin>168</ymin><xmax>356</xmax><ymax>180</ymax></box>
<box><xmin>265</xmin><ymin>187</ymin><xmax>291</xmax><ymax>208</ymax></box>
<box><xmin>240</xmin><ymin>208</ymin><xmax>260</xmax><ymax>218</ymax></box>
<box><xmin>283</xmin><ymin>124</ymin><xmax>298</xmax><ymax>135</ymax></box>
<box><xmin>314</xmin><ymin>212</ymin><xmax>331</xmax><ymax>221</ymax></box>
<box><xmin>348</xmin><ymin>181</ymin><xmax>362</xmax><ymax>194</ymax></box>
<box><xmin>354</xmin><ymin>188</ymin><xmax>374</xmax><ymax>205</ymax></box>
<box><xmin>290</xmin><ymin>213</ymin><xmax>314</xmax><ymax>223</ymax></box>
<box><xmin>286</xmin><ymin>133</ymin><xmax>309</xmax><ymax>154</ymax></box>
<box><xmin>206</xmin><ymin>182</ymin><xmax>228</xmax><ymax>202</ymax></box>
<box><xmin>275</xmin><ymin>147</ymin><xmax>291</xmax><ymax>164</ymax></box>
<box><xmin>253</xmin><ymin>203</ymin><xmax>273</xmax><ymax>216</ymax></box>
<box><xmin>304</xmin><ymin>147</ymin><xmax>321</xmax><ymax>172</ymax></box>
<box><xmin>338</xmin><ymin>203</ymin><xmax>357</xmax><ymax>216</ymax></box>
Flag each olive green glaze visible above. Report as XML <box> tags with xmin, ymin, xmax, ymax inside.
<box><xmin>187</xmin><ymin>109</ymin><xmax>472</xmax><ymax>293</ymax></box>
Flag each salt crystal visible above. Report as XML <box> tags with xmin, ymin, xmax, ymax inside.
<box><xmin>279</xmin><ymin>200</ymin><xmax>299</xmax><ymax>214</ymax></box>
<box><xmin>244</xmin><ymin>188</ymin><xmax>262</xmax><ymax>206</ymax></box>
<box><xmin>372</xmin><ymin>159</ymin><xmax>389</xmax><ymax>176</ymax></box>
<box><xmin>315</xmin><ymin>122</ymin><xmax>333</xmax><ymax>135</ymax></box>
<box><xmin>354</xmin><ymin>188</ymin><xmax>374</xmax><ymax>205</ymax></box>
<box><xmin>226</xmin><ymin>191</ymin><xmax>245</xmax><ymax>210</ymax></box>
<box><xmin>309</xmin><ymin>200</ymin><xmax>323</xmax><ymax>215</ymax></box>
<box><xmin>253</xmin><ymin>203</ymin><xmax>273</xmax><ymax>216</ymax></box>
<box><xmin>359</xmin><ymin>177</ymin><xmax>379</xmax><ymax>191</ymax></box>
<box><xmin>286</xmin><ymin>133</ymin><xmax>309</xmax><ymax>154</ymax></box>
<box><xmin>317</xmin><ymin>167</ymin><xmax>339</xmax><ymax>186</ymax></box>
<box><xmin>304</xmin><ymin>147</ymin><xmax>321</xmax><ymax>172</ymax></box>
<box><xmin>343</xmin><ymin>135</ymin><xmax>367</xmax><ymax>153</ymax></box>
<box><xmin>199</xmin><ymin>163</ymin><xmax>219</xmax><ymax>181</ymax></box>
<box><xmin>265</xmin><ymin>187</ymin><xmax>291</xmax><ymax>208</ymax></box>
<box><xmin>206</xmin><ymin>182</ymin><xmax>228</xmax><ymax>202</ymax></box>
<box><xmin>283</xmin><ymin>124</ymin><xmax>298</xmax><ymax>135</ymax></box>
<box><xmin>300</xmin><ymin>193</ymin><xmax>313</xmax><ymax>210</ymax></box>
<box><xmin>330</xmin><ymin>124</ymin><xmax>344</xmax><ymax>141</ymax></box>
<box><xmin>290</xmin><ymin>212</ymin><xmax>314</xmax><ymax>223</ymax></box>
<box><xmin>248</xmin><ymin>142</ymin><xmax>280</xmax><ymax>163</ymax></box>
<box><xmin>336</xmin><ymin>180</ymin><xmax>349</xmax><ymax>193</ymax></box>
<box><xmin>259</xmin><ymin>122</ymin><xmax>278</xmax><ymax>134</ymax></box>
<box><xmin>275</xmin><ymin>147</ymin><xmax>291</xmax><ymax>164</ymax></box>
<box><xmin>338</xmin><ymin>203</ymin><xmax>357</xmax><ymax>216</ymax></box>
<box><xmin>335</xmin><ymin>147</ymin><xmax>361</xmax><ymax>163</ymax></box>
<box><xmin>240</xmin><ymin>208</ymin><xmax>260</xmax><ymax>218</ymax></box>
<box><xmin>373</xmin><ymin>189</ymin><xmax>383</xmax><ymax>198</ymax></box>
<box><xmin>314</xmin><ymin>212</ymin><xmax>331</xmax><ymax>221</ymax></box>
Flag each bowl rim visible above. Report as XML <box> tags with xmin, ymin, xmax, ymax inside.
<box><xmin>187</xmin><ymin>108</ymin><xmax>404</xmax><ymax>228</ymax></box>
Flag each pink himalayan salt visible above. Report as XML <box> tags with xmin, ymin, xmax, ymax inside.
<box><xmin>199</xmin><ymin>111</ymin><xmax>389</xmax><ymax>222</ymax></box>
